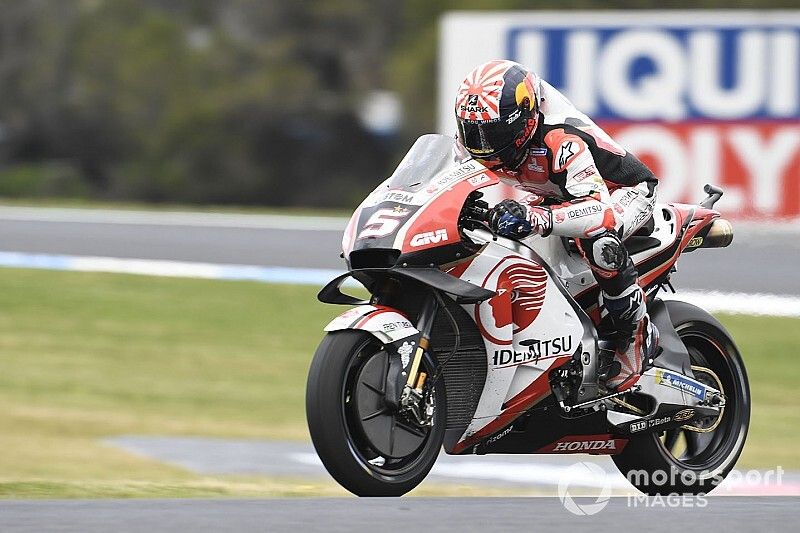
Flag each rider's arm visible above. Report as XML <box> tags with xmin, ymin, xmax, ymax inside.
<box><xmin>537</xmin><ymin>128</ymin><xmax>619</xmax><ymax>239</ymax></box>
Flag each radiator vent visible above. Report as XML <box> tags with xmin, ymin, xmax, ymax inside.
<box><xmin>430</xmin><ymin>298</ymin><xmax>487</xmax><ymax>431</ymax></box>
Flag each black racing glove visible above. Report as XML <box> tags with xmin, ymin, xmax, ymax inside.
<box><xmin>489</xmin><ymin>199</ymin><xmax>533</xmax><ymax>238</ymax></box>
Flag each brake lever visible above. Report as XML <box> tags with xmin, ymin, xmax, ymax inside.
<box><xmin>460</xmin><ymin>191</ymin><xmax>498</xmax><ymax>240</ymax></box>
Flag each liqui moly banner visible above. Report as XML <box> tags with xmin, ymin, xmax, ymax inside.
<box><xmin>438</xmin><ymin>11</ymin><xmax>800</xmax><ymax>219</ymax></box>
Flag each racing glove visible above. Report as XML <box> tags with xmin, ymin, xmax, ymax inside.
<box><xmin>489</xmin><ymin>199</ymin><xmax>553</xmax><ymax>238</ymax></box>
<box><xmin>489</xmin><ymin>199</ymin><xmax>531</xmax><ymax>238</ymax></box>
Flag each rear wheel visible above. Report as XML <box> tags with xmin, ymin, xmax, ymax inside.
<box><xmin>306</xmin><ymin>330</ymin><xmax>446</xmax><ymax>496</ymax></box>
<box><xmin>612</xmin><ymin>300</ymin><xmax>750</xmax><ymax>495</ymax></box>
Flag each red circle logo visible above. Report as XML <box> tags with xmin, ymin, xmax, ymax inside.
<box><xmin>475</xmin><ymin>257</ymin><xmax>548</xmax><ymax>345</ymax></box>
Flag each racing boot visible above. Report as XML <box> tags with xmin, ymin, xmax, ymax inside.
<box><xmin>600</xmin><ymin>285</ymin><xmax>660</xmax><ymax>391</ymax></box>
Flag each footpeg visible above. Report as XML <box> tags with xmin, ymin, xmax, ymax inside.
<box><xmin>559</xmin><ymin>385</ymin><xmax>641</xmax><ymax>413</ymax></box>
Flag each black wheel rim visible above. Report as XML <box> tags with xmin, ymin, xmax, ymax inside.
<box><xmin>353</xmin><ymin>350</ymin><xmax>428</xmax><ymax>458</ymax></box>
<box><xmin>341</xmin><ymin>338</ymin><xmax>437</xmax><ymax>479</ymax></box>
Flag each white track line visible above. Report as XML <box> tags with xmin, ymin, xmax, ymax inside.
<box><xmin>1</xmin><ymin>250</ymin><xmax>799</xmax><ymax>317</ymax></box>
<box><xmin>0</xmin><ymin>206</ymin><xmax>348</xmax><ymax>231</ymax></box>
<box><xmin>663</xmin><ymin>291</ymin><xmax>800</xmax><ymax>318</ymax></box>
<box><xmin>290</xmin><ymin>452</ymin><xmax>800</xmax><ymax>495</ymax></box>
<box><xmin>0</xmin><ymin>251</ymin><xmax>348</xmax><ymax>286</ymax></box>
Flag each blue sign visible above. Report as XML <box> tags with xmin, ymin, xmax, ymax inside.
<box><xmin>505</xmin><ymin>25</ymin><xmax>800</xmax><ymax>121</ymax></box>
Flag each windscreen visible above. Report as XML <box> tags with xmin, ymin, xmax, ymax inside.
<box><xmin>384</xmin><ymin>134</ymin><xmax>473</xmax><ymax>192</ymax></box>
<box><xmin>342</xmin><ymin>133</ymin><xmax>495</xmax><ymax>264</ymax></box>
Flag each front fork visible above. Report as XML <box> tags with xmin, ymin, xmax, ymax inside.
<box><xmin>395</xmin><ymin>293</ymin><xmax>439</xmax><ymax>426</ymax></box>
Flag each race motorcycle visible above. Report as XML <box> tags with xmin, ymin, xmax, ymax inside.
<box><xmin>306</xmin><ymin>134</ymin><xmax>749</xmax><ymax>497</ymax></box>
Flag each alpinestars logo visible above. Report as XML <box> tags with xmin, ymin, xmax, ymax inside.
<box><xmin>557</xmin><ymin>141</ymin><xmax>577</xmax><ymax>169</ymax></box>
<box><xmin>410</xmin><ymin>229</ymin><xmax>448</xmax><ymax>247</ymax></box>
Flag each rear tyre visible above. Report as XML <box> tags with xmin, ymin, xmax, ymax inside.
<box><xmin>306</xmin><ymin>330</ymin><xmax>446</xmax><ymax>496</ymax></box>
<box><xmin>612</xmin><ymin>300</ymin><xmax>750</xmax><ymax>495</ymax></box>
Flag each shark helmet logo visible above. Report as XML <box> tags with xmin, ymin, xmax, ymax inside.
<box><xmin>455</xmin><ymin>60</ymin><xmax>510</xmax><ymax>121</ymax></box>
<box><xmin>476</xmin><ymin>258</ymin><xmax>548</xmax><ymax>345</ymax></box>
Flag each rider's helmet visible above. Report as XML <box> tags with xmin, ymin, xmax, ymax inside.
<box><xmin>455</xmin><ymin>60</ymin><xmax>541</xmax><ymax>170</ymax></box>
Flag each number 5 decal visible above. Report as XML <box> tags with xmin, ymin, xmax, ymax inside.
<box><xmin>357</xmin><ymin>208</ymin><xmax>410</xmax><ymax>239</ymax></box>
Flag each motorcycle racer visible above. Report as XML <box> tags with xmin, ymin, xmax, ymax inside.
<box><xmin>455</xmin><ymin>60</ymin><xmax>659</xmax><ymax>390</ymax></box>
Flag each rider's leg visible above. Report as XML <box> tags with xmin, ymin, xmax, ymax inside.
<box><xmin>577</xmin><ymin>230</ymin><xmax>659</xmax><ymax>390</ymax></box>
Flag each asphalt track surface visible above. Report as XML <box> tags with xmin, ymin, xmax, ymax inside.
<box><xmin>103</xmin><ymin>436</ymin><xmax>800</xmax><ymax>494</ymax></box>
<box><xmin>0</xmin><ymin>206</ymin><xmax>798</xmax><ymax>295</ymax></box>
<box><xmin>0</xmin><ymin>211</ymin><xmax>346</xmax><ymax>270</ymax></box>
<box><xmin>1</xmin><ymin>497</ymin><xmax>796</xmax><ymax>532</ymax></box>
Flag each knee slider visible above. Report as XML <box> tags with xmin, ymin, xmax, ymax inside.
<box><xmin>591</xmin><ymin>232</ymin><xmax>627</xmax><ymax>272</ymax></box>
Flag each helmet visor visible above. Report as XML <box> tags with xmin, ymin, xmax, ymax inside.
<box><xmin>457</xmin><ymin>118</ymin><xmax>519</xmax><ymax>159</ymax></box>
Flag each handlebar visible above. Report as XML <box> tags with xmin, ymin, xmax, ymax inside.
<box><xmin>461</xmin><ymin>205</ymin><xmax>491</xmax><ymax>224</ymax></box>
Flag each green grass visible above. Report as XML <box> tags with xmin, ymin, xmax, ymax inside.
<box><xmin>717</xmin><ymin>315</ymin><xmax>800</xmax><ymax>469</ymax></box>
<box><xmin>0</xmin><ymin>268</ymin><xmax>797</xmax><ymax>497</ymax></box>
<box><xmin>0</xmin><ymin>269</ymin><xmax>340</xmax><ymax>497</ymax></box>
<box><xmin>0</xmin><ymin>270</ymin><xmax>332</xmax><ymax>440</ymax></box>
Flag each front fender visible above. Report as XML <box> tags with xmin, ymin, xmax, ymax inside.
<box><xmin>324</xmin><ymin>305</ymin><xmax>420</xmax><ymax>344</ymax></box>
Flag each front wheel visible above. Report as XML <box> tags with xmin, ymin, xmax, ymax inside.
<box><xmin>306</xmin><ymin>330</ymin><xmax>446</xmax><ymax>496</ymax></box>
<box><xmin>613</xmin><ymin>300</ymin><xmax>750</xmax><ymax>495</ymax></box>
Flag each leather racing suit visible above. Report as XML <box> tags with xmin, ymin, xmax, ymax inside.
<box><xmin>488</xmin><ymin>81</ymin><xmax>659</xmax><ymax>390</ymax></box>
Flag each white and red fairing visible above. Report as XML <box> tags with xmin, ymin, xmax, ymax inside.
<box><xmin>342</xmin><ymin>159</ymin><xmax>496</xmax><ymax>258</ymax></box>
<box><xmin>335</xmin><ymin>137</ymin><xmax>586</xmax><ymax>454</ymax></box>
<box><xmin>330</xmin><ymin>134</ymin><xmax>723</xmax><ymax>456</ymax></box>
<box><xmin>440</xmin><ymin>201</ymin><xmax>722</xmax><ymax>453</ymax></box>
<box><xmin>443</xmin><ymin>245</ymin><xmax>585</xmax><ymax>454</ymax></box>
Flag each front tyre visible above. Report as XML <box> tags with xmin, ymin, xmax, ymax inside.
<box><xmin>613</xmin><ymin>300</ymin><xmax>750</xmax><ymax>495</ymax></box>
<box><xmin>306</xmin><ymin>330</ymin><xmax>446</xmax><ymax>496</ymax></box>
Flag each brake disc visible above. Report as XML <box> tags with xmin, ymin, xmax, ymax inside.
<box><xmin>353</xmin><ymin>351</ymin><xmax>427</xmax><ymax>458</ymax></box>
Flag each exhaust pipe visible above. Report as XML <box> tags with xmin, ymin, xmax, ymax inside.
<box><xmin>700</xmin><ymin>218</ymin><xmax>734</xmax><ymax>248</ymax></box>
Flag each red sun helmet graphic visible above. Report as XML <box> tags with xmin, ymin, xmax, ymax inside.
<box><xmin>455</xmin><ymin>60</ymin><xmax>509</xmax><ymax>122</ymax></box>
<box><xmin>477</xmin><ymin>258</ymin><xmax>548</xmax><ymax>345</ymax></box>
